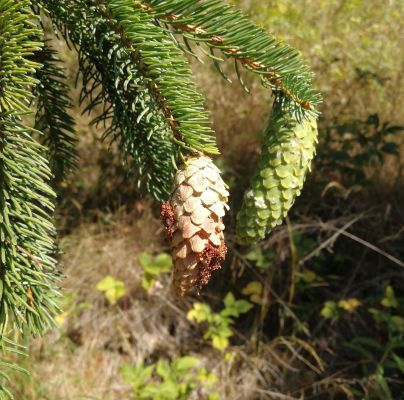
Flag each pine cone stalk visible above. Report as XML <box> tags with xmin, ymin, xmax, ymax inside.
<box><xmin>161</xmin><ymin>155</ymin><xmax>229</xmax><ymax>297</ymax></box>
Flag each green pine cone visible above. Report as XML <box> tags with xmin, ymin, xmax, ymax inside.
<box><xmin>236</xmin><ymin>107</ymin><xmax>318</xmax><ymax>244</ymax></box>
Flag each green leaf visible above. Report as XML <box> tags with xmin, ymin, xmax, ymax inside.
<box><xmin>338</xmin><ymin>298</ymin><xmax>361</xmax><ymax>312</ymax></box>
<box><xmin>392</xmin><ymin>316</ymin><xmax>404</xmax><ymax>332</ymax></box>
<box><xmin>392</xmin><ymin>354</ymin><xmax>404</xmax><ymax>374</ymax></box>
<box><xmin>139</xmin><ymin>252</ymin><xmax>172</xmax><ymax>276</ymax></box>
<box><xmin>138</xmin><ymin>252</ymin><xmax>153</xmax><ymax>269</ymax></box>
<box><xmin>233</xmin><ymin>299</ymin><xmax>253</xmax><ymax>314</ymax></box>
<box><xmin>119</xmin><ymin>362</ymin><xmax>153</xmax><ymax>388</ymax></box>
<box><xmin>139</xmin><ymin>366</ymin><xmax>155</xmax><ymax>385</ymax></box>
<box><xmin>212</xmin><ymin>335</ymin><xmax>229</xmax><ymax>352</ymax></box>
<box><xmin>196</xmin><ymin>368</ymin><xmax>218</xmax><ymax>388</ymax></box>
<box><xmin>119</xmin><ymin>364</ymin><xmax>139</xmax><ymax>384</ymax></box>
<box><xmin>224</xmin><ymin>293</ymin><xmax>235</xmax><ymax>308</ymax></box>
<box><xmin>157</xmin><ymin>381</ymin><xmax>180</xmax><ymax>398</ymax></box>
<box><xmin>245</xmin><ymin>247</ymin><xmax>264</xmax><ymax>262</ymax></box>
<box><xmin>320</xmin><ymin>301</ymin><xmax>339</xmax><ymax>319</ymax></box>
<box><xmin>172</xmin><ymin>356</ymin><xmax>199</xmax><ymax>373</ymax></box>
<box><xmin>141</xmin><ymin>384</ymin><xmax>167</xmax><ymax>399</ymax></box>
<box><xmin>375</xmin><ymin>366</ymin><xmax>392</xmax><ymax>400</ymax></box>
<box><xmin>156</xmin><ymin>360</ymin><xmax>171</xmax><ymax>380</ymax></box>
<box><xmin>96</xmin><ymin>275</ymin><xmax>126</xmax><ymax>305</ymax></box>
<box><xmin>301</xmin><ymin>269</ymin><xmax>317</xmax><ymax>283</ymax></box>
<box><xmin>381</xmin><ymin>286</ymin><xmax>398</xmax><ymax>308</ymax></box>
<box><xmin>187</xmin><ymin>303</ymin><xmax>212</xmax><ymax>323</ymax></box>
<box><xmin>215</xmin><ymin>326</ymin><xmax>233</xmax><ymax>339</ymax></box>
<box><xmin>242</xmin><ymin>281</ymin><xmax>262</xmax><ymax>304</ymax></box>
<box><xmin>154</xmin><ymin>253</ymin><xmax>172</xmax><ymax>270</ymax></box>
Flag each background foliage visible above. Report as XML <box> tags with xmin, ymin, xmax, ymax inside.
<box><xmin>3</xmin><ymin>0</ymin><xmax>404</xmax><ymax>399</ymax></box>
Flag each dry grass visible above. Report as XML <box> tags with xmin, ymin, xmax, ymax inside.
<box><xmin>20</xmin><ymin>207</ymin><xmax>178</xmax><ymax>400</ymax></box>
<box><xmin>9</xmin><ymin>206</ymin><xmax>331</xmax><ymax>400</ymax></box>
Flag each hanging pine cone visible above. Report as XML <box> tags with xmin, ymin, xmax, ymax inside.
<box><xmin>161</xmin><ymin>155</ymin><xmax>229</xmax><ymax>297</ymax></box>
<box><xmin>236</xmin><ymin>105</ymin><xmax>318</xmax><ymax>244</ymax></box>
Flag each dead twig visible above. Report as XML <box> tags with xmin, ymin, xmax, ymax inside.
<box><xmin>17</xmin><ymin>245</ymin><xmax>42</xmax><ymax>270</ymax></box>
<box><xmin>326</xmin><ymin>226</ymin><xmax>404</xmax><ymax>269</ymax></box>
<box><xmin>298</xmin><ymin>213</ymin><xmax>364</xmax><ymax>266</ymax></box>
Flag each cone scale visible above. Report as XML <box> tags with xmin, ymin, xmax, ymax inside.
<box><xmin>236</xmin><ymin>107</ymin><xmax>318</xmax><ymax>244</ymax></box>
<box><xmin>161</xmin><ymin>155</ymin><xmax>229</xmax><ymax>297</ymax></box>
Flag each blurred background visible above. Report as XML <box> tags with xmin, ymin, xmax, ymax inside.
<box><xmin>10</xmin><ymin>0</ymin><xmax>404</xmax><ymax>399</ymax></box>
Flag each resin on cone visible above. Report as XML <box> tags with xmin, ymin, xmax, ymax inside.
<box><xmin>161</xmin><ymin>155</ymin><xmax>229</xmax><ymax>297</ymax></box>
<box><xmin>236</xmin><ymin>105</ymin><xmax>318</xmax><ymax>244</ymax></box>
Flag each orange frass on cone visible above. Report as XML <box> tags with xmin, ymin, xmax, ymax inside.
<box><xmin>161</xmin><ymin>155</ymin><xmax>229</xmax><ymax>297</ymax></box>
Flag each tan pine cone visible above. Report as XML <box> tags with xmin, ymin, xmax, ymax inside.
<box><xmin>161</xmin><ymin>155</ymin><xmax>229</xmax><ymax>297</ymax></box>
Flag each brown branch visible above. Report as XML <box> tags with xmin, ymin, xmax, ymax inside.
<box><xmin>330</xmin><ymin>228</ymin><xmax>404</xmax><ymax>269</ymax></box>
<box><xmin>139</xmin><ymin>1</ymin><xmax>313</xmax><ymax>110</ymax></box>
<box><xmin>17</xmin><ymin>245</ymin><xmax>43</xmax><ymax>270</ymax></box>
<box><xmin>98</xmin><ymin>5</ymin><xmax>185</xmax><ymax>145</ymax></box>
<box><xmin>298</xmin><ymin>214</ymin><xmax>364</xmax><ymax>266</ymax></box>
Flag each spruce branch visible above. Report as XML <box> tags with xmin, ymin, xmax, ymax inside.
<box><xmin>34</xmin><ymin>43</ymin><xmax>78</xmax><ymax>182</ymax></box>
<box><xmin>139</xmin><ymin>0</ymin><xmax>322</xmax><ymax>118</ymax></box>
<box><xmin>104</xmin><ymin>0</ymin><xmax>219</xmax><ymax>155</ymax></box>
<box><xmin>0</xmin><ymin>0</ymin><xmax>59</xmax><ymax>395</ymax></box>
<box><xmin>136</xmin><ymin>0</ymin><xmax>323</xmax><ymax>240</ymax></box>
<box><xmin>0</xmin><ymin>337</ymin><xmax>28</xmax><ymax>400</ymax></box>
<box><xmin>39</xmin><ymin>0</ymin><xmax>187</xmax><ymax>199</ymax></box>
